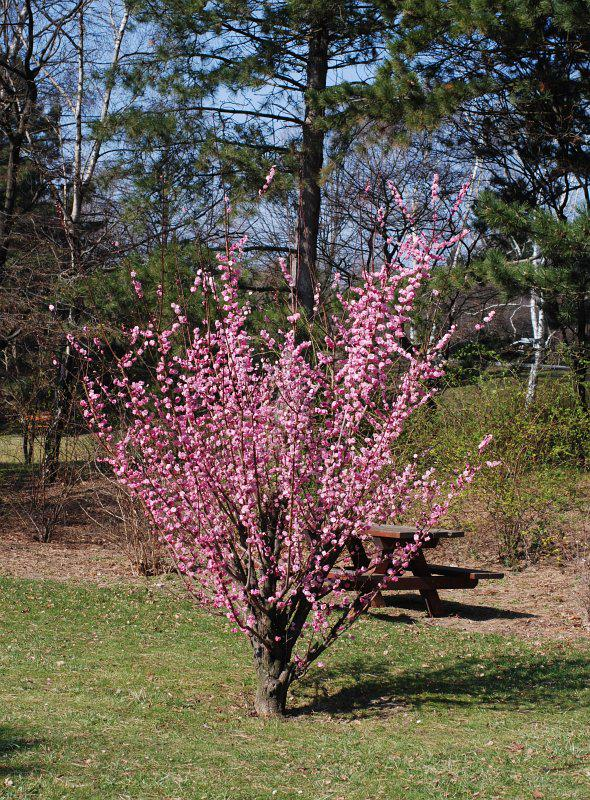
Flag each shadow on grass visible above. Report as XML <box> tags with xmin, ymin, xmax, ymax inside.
<box><xmin>375</xmin><ymin>593</ymin><xmax>535</xmax><ymax>622</ymax></box>
<box><xmin>293</xmin><ymin>651</ymin><xmax>589</xmax><ymax>717</ymax></box>
<box><xmin>0</xmin><ymin>462</ymin><xmax>36</xmax><ymax>484</ymax></box>
<box><xmin>0</xmin><ymin>726</ymin><xmax>42</xmax><ymax>777</ymax></box>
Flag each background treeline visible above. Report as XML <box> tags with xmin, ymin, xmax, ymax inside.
<box><xmin>0</xmin><ymin>0</ymin><xmax>588</xmax><ymax>570</ymax></box>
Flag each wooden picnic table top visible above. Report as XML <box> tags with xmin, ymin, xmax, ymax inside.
<box><xmin>340</xmin><ymin>524</ymin><xmax>501</xmax><ymax>617</ymax></box>
<box><xmin>368</xmin><ymin>524</ymin><xmax>464</xmax><ymax>541</ymax></box>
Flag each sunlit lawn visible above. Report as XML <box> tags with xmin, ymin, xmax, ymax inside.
<box><xmin>0</xmin><ymin>435</ymin><xmax>95</xmax><ymax>468</ymax></box>
<box><xmin>1</xmin><ymin>577</ymin><xmax>588</xmax><ymax>799</ymax></box>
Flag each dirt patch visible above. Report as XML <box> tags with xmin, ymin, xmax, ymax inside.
<box><xmin>1</xmin><ymin>523</ymin><xmax>588</xmax><ymax>641</ymax></box>
<box><xmin>1</xmin><ymin>473</ymin><xmax>588</xmax><ymax>641</ymax></box>
<box><xmin>0</xmin><ymin>525</ymin><xmax>131</xmax><ymax>583</ymax></box>
<box><xmin>372</xmin><ymin>565</ymin><xmax>589</xmax><ymax>642</ymax></box>
<box><xmin>0</xmin><ymin>472</ymin><xmax>132</xmax><ymax>582</ymax></box>
<box><xmin>0</xmin><ymin>469</ymin><xmax>173</xmax><ymax>581</ymax></box>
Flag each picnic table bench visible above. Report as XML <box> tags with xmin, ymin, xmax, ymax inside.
<box><xmin>22</xmin><ymin>411</ymin><xmax>53</xmax><ymax>433</ymax></box>
<box><xmin>329</xmin><ymin>524</ymin><xmax>503</xmax><ymax>617</ymax></box>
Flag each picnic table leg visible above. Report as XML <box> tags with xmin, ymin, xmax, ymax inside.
<box><xmin>370</xmin><ymin>590</ymin><xmax>386</xmax><ymax>608</ymax></box>
<box><xmin>409</xmin><ymin>551</ymin><xmax>446</xmax><ymax>617</ymax></box>
<box><xmin>346</xmin><ymin>540</ymin><xmax>386</xmax><ymax>608</ymax></box>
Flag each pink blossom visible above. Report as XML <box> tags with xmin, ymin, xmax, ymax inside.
<box><xmin>82</xmin><ymin>184</ymin><xmax>494</xmax><ymax>707</ymax></box>
<box><xmin>130</xmin><ymin>270</ymin><xmax>143</xmax><ymax>299</ymax></box>
<box><xmin>258</xmin><ymin>165</ymin><xmax>278</xmax><ymax>197</ymax></box>
<box><xmin>478</xmin><ymin>434</ymin><xmax>493</xmax><ymax>452</ymax></box>
<box><xmin>476</xmin><ymin>309</ymin><xmax>496</xmax><ymax>331</ymax></box>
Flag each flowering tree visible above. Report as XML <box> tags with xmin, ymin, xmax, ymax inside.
<box><xmin>81</xmin><ymin>181</ymin><xmax>494</xmax><ymax>716</ymax></box>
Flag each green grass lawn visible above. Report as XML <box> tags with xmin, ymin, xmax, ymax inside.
<box><xmin>1</xmin><ymin>577</ymin><xmax>588</xmax><ymax>799</ymax></box>
<box><xmin>0</xmin><ymin>435</ymin><xmax>96</xmax><ymax>467</ymax></box>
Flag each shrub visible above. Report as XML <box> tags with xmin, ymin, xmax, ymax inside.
<box><xmin>81</xmin><ymin>187</ymin><xmax>493</xmax><ymax>715</ymax></box>
<box><xmin>399</xmin><ymin>376</ymin><xmax>588</xmax><ymax>564</ymax></box>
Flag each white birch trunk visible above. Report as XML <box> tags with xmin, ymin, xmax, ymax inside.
<box><xmin>525</xmin><ymin>241</ymin><xmax>547</xmax><ymax>408</ymax></box>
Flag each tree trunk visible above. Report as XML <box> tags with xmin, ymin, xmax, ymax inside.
<box><xmin>0</xmin><ymin>131</ymin><xmax>24</xmax><ymax>283</ymax></box>
<box><xmin>296</xmin><ymin>21</ymin><xmax>329</xmax><ymax>317</ymax></box>
<box><xmin>252</xmin><ymin>636</ymin><xmax>291</xmax><ymax>717</ymax></box>
<box><xmin>0</xmin><ymin>66</ymin><xmax>37</xmax><ymax>285</ymax></box>
<box><xmin>0</xmin><ymin>136</ymin><xmax>19</xmax><ymax>276</ymax></box>
<box><xmin>572</xmin><ymin>295</ymin><xmax>588</xmax><ymax>412</ymax></box>
<box><xmin>22</xmin><ymin>421</ymin><xmax>33</xmax><ymax>465</ymax></box>
<box><xmin>525</xmin><ymin>288</ymin><xmax>546</xmax><ymax>408</ymax></box>
<box><xmin>44</xmin><ymin>314</ymin><xmax>76</xmax><ymax>482</ymax></box>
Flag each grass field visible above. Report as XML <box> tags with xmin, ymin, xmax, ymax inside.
<box><xmin>1</xmin><ymin>577</ymin><xmax>588</xmax><ymax>799</ymax></box>
<box><xmin>0</xmin><ymin>435</ymin><xmax>95</xmax><ymax>468</ymax></box>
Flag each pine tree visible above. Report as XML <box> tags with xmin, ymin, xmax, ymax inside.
<box><xmin>132</xmin><ymin>0</ymin><xmax>396</xmax><ymax>314</ymax></box>
<box><xmin>373</xmin><ymin>0</ymin><xmax>590</xmax><ymax>405</ymax></box>
<box><xmin>476</xmin><ymin>195</ymin><xmax>590</xmax><ymax>408</ymax></box>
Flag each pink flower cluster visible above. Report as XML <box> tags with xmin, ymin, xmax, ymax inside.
<box><xmin>475</xmin><ymin>309</ymin><xmax>496</xmax><ymax>331</ymax></box>
<box><xmin>82</xmin><ymin>187</ymin><xmax>493</xmax><ymax>676</ymax></box>
<box><xmin>258</xmin><ymin>165</ymin><xmax>277</xmax><ymax>197</ymax></box>
<box><xmin>130</xmin><ymin>270</ymin><xmax>143</xmax><ymax>300</ymax></box>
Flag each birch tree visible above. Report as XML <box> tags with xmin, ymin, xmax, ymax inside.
<box><xmin>38</xmin><ymin>0</ymin><xmax>133</xmax><ymax>474</ymax></box>
<box><xmin>0</xmin><ymin>0</ymin><xmax>136</xmax><ymax>473</ymax></box>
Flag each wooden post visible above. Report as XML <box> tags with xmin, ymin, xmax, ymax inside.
<box><xmin>409</xmin><ymin>551</ymin><xmax>446</xmax><ymax>617</ymax></box>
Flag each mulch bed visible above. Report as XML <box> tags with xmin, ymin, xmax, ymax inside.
<box><xmin>1</xmin><ymin>515</ymin><xmax>588</xmax><ymax>642</ymax></box>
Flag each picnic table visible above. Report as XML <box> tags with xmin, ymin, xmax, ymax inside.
<box><xmin>22</xmin><ymin>411</ymin><xmax>53</xmax><ymax>433</ymax></box>
<box><xmin>330</xmin><ymin>524</ymin><xmax>503</xmax><ymax>617</ymax></box>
